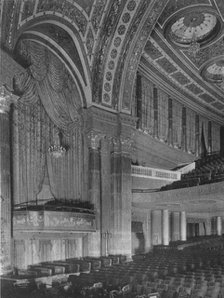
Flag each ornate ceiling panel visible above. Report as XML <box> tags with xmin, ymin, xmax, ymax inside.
<box><xmin>142</xmin><ymin>0</ymin><xmax>224</xmax><ymax>123</ymax></box>
<box><xmin>1</xmin><ymin>0</ymin><xmax>224</xmax><ymax>122</ymax></box>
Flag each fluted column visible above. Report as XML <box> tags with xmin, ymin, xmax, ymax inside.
<box><xmin>162</xmin><ymin>210</ymin><xmax>169</xmax><ymax>245</ymax></box>
<box><xmin>0</xmin><ymin>85</ymin><xmax>17</xmax><ymax>274</ymax></box>
<box><xmin>87</xmin><ymin>131</ymin><xmax>103</xmax><ymax>257</ymax></box>
<box><xmin>152</xmin><ymin>210</ymin><xmax>162</xmax><ymax>245</ymax></box>
<box><xmin>217</xmin><ymin>216</ymin><xmax>222</xmax><ymax>236</ymax></box>
<box><xmin>180</xmin><ymin>211</ymin><xmax>187</xmax><ymax>241</ymax></box>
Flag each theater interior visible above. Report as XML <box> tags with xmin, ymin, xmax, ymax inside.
<box><xmin>0</xmin><ymin>0</ymin><xmax>224</xmax><ymax>297</ymax></box>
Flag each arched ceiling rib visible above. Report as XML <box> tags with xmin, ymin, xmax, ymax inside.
<box><xmin>1</xmin><ymin>0</ymin><xmax>224</xmax><ymax>122</ymax></box>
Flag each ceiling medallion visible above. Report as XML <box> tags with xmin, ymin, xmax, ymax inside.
<box><xmin>165</xmin><ymin>8</ymin><xmax>221</xmax><ymax>52</ymax></box>
<box><xmin>201</xmin><ymin>58</ymin><xmax>224</xmax><ymax>91</ymax></box>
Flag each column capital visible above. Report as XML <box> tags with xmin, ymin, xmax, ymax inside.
<box><xmin>120</xmin><ymin>136</ymin><xmax>134</xmax><ymax>154</ymax></box>
<box><xmin>0</xmin><ymin>85</ymin><xmax>18</xmax><ymax>114</ymax></box>
<box><xmin>87</xmin><ymin>130</ymin><xmax>104</xmax><ymax>150</ymax></box>
<box><xmin>110</xmin><ymin>136</ymin><xmax>134</xmax><ymax>154</ymax></box>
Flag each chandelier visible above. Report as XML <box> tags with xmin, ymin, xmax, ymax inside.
<box><xmin>48</xmin><ymin>130</ymin><xmax>66</xmax><ymax>158</ymax></box>
<box><xmin>188</xmin><ymin>30</ymin><xmax>200</xmax><ymax>58</ymax></box>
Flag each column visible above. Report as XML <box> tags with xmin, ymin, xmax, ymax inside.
<box><xmin>205</xmin><ymin>219</ymin><xmax>212</xmax><ymax>236</ymax></box>
<box><xmin>172</xmin><ymin>212</ymin><xmax>180</xmax><ymax>241</ymax></box>
<box><xmin>110</xmin><ymin>137</ymin><xmax>132</xmax><ymax>258</ymax></box>
<box><xmin>100</xmin><ymin>138</ymin><xmax>112</xmax><ymax>256</ymax></box>
<box><xmin>87</xmin><ymin>131</ymin><xmax>102</xmax><ymax>257</ymax></box>
<box><xmin>217</xmin><ymin>216</ymin><xmax>222</xmax><ymax>236</ymax></box>
<box><xmin>120</xmin><ymin>137</ymin><xmax>132</xmax><ymax>258</ymax></box>
<box><xmin>162</xmin><ymin>210</ymin><xmax>169</xmax><ymax>245</ymax></box>
<box><xmin>0</xmin><ymin>85</ymin><xmax>17</xmax><ymax>274</ymax></box>
<box><xmin>152</xmin><ymin>210</ymin><xmax>162</xmax><ymax>245</ymax></box>
<box><xmin>142</xmin><ymin>211</ymin><xmax>152</xmax><ymax>252</ymax></box>
<box><xmin>180</xmin><ymin>211</ymin><xmax>187</xmax><ymax>241</ymax></box>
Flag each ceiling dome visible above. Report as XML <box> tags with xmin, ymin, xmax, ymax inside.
<box><xmin>165</xmin><ymin>8</ymin><xmax>221</xmax><ymax>47</ymax></box>
<box><xmin>201</xmin><ymin>58</ymin><xmax>224</xmax><ymax>83</ymax></box>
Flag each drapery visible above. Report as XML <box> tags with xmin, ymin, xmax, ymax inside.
<box><xmin>13</xmin><ymin>40</ymin><xmax>83</xmax><ymax>204</ymax></box>
<box><xmin>158</xmin><ymin>89</ymin><xmax>168</xmax><ymax>142</ymax></box>
<box><xmin>141</xmin><ymin>77</ymin><xmax>154</xmax><ymax>134</ymax></box>
<box><xmin>212</xmin><ymin>122</ymin><xmax>220</xmax><ymax>152</ymax></box>
<box><xmin>47</xmin><ymin>123</ymin><xmax>83</xmax><ymax>200</ymax></box>
<box><xmin>199</xmin><ymin>116</ymin><xmax>209</xmax><ymax>154</ymax></box>
<box><xmin>13</xmin><ymin>101</ymin><xmax>47</xmax><ymax>204</ymax></box>
<box><xmin>15</xmin><ymin>40</ymin><xmax>82</xmax><ymax>133</ymax></box>
<box><xmin>186</xmin><ymin>108</ymin><xmax>196</xmax><ymax>154</ymax></box>
<box><xmin>173</xmin><ymin>99</ymin><xmax>182</xmax><ymax>148</ymax></box>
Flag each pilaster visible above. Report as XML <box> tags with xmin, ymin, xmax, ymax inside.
<box><xmin>0</xmin><ymin>85</ymin><xmax>18</xmax><ymax>274</ymax></box>
<box><xmin>86</xmin><ymin>130</ymin><xmax>104</xmax><ymax>257</ymax></box>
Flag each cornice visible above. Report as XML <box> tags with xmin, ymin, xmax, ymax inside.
<box><xmin>83</xmin><ymin>106</ymin><xmax>137</xmax><ymax>140</ymax></box>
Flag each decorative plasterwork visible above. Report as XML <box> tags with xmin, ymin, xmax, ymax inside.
<box><xmin>131</xmin><ymin>165</ymin><xmax>181</xmax><ymax>181</ymax></box>
<box><xmin>165</xmin><ymin>8</ymin><xmax>221</xmax><ymax>47</ymax></box>
<box><xmin>101</xmin><ymin>0</ymin><xmax>142</xmax><ymax>107</ymax></box>
<box><xmin>201</xmin><ymin>56</ymin><xmax>224</xmax><ymax>91</ymax></box>
<box><xmin>0</xmin><ymin>85</ymin><xmax>19</xmax><ymax>114</ymax></box>
<box><xmin>4</xmin><ymin>0</ymin><xmax>109</xmax><ymax>67</ymax></box>
<box><xmin>171</xmin><ymin>12</ymin><xmax>217</xmax><ymax>43</ymax></box>
<box><xmin>119</xmin><ymin>0</ymin><xmax>169</xmax><ymax>112</ymax></box>
<box><xmin>158</xmin><ymin>0</ymin><xmax>211</xmax><ymax>28</ymax></box>
<box><xmin>142</xmin><ymin>36</ymin><xmax>224</xmax><ymax>117</ymax></box>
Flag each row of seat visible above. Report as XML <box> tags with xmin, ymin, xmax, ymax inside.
<box><xmin>161</xmin><ymin>153</ymin><xmax>224</xmax><ymax>191</ymax></box>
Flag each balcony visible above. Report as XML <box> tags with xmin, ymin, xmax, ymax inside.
<box><xmin>13</xmin><ymin>199</ymin><xmax>96</xmax><ymax>233</ymax></box>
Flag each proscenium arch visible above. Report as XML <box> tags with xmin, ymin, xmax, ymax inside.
<box><xmin>13</xmin><ymin>17</ymin><xmax>92</xmax><ymax>108</ymax></box>
<box><xmin>116</xmin><ymin>0</ymin><xmax>170</xmax><ymax>114</ymax></box>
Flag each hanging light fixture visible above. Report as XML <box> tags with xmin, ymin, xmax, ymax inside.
<box><xmin>188</xmin><ymin>28</ymin><xmax>200</xmax><ymax>58</ymax></box>
<box><xmin>48</xmin><ymin>130</ymin><xmax>67</xmax><ymax>158</ymax></box>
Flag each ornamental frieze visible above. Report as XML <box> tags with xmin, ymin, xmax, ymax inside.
<box><xmin>13</xmin><ymin>210</ymin><xmax>96</xmax><ymax>232</ymax></box>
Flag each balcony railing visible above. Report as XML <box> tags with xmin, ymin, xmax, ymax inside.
<box><xmin>131</xmin><ymin>165</ymin><xmax>181</xmax><ymax>181</ymax></box>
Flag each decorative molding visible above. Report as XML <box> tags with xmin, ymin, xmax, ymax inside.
<box><xmin>13</xmin><ymin>210</ymin><xmax>96</xmax><ymax>232</ymax></box>
<box><xmin>101</xmin><ymin>0</ymin><xmax>142</xmax><ymax>107</ymax></box>
<box><xmin>86</xmin><ymin>130</ymin><xmax>105</xmax><ymax>149</ymax></box>
<box><xmin>0</xmin><ymin>85</ymin><xmax>18</xmax><ymax>114</ymax></box>
<box><xmin>131</xmin><ymin>165</ymin><xmax>181</xmax><ymax>181</ymax></box>
<box><xmin>119</xmin><ymin>0</ymin><xmax>169</xmax><ymax>112</ymax></box>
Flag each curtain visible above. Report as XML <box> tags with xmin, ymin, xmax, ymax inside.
<box><xmin>173</xmin><ymin>99</ymin><xmax>182</xmax><ymax>148</ymax></box>
<box><xmin>47</xmin><ymin>123</ymin><xmax>83</xmax><ymax>200</ymax></box>
<box><xmin>13</xmin><ymin>40</ymin><xmax>83</xmax><ymax>204</ymax></box>
<box><xmin>12</xmin><ymin>101</ymin><xmax>47</xmax><ymax>204</ymax></box>
<box><xmin>212</xmin><ymin>122</ymin><xmax>220</xmax><ymax>152</ymax></box>
<box><xmin>15</xmin><ymin>40</ymin><xmax>82</xmax><ymax>133</ymax></box>
<box><xmin>141</xmin><ymin>77</ymin><xmax>154</xmax><ymax>134</ymax></box>
<box><xmin>186</xmin><ymin>108</ymin><xmax>196</xmax><ymax>154</ymax></box>
<box><xmin>158</xmin><ymin>89</ymin><xmax>168</xmax><ymax>142</ymax></box>
<box><xmin>199</xmin><ymin>116</ymin><xmax>208</xmax><ymax>154</ymax></box>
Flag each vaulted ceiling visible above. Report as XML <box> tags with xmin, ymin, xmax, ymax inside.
<box><xmin>1</xmin><ymin>0</ymin><xmax>224</xmax><ymax>124</ymax></box>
